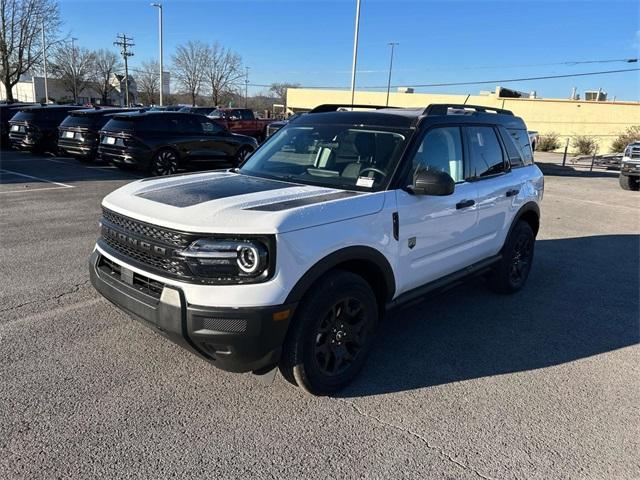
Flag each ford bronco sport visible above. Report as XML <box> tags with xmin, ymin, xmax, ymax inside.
<box><xmin>90</xmin><ymin>103</ymin><xmax>544</xmax><ymax>395</ymax></box>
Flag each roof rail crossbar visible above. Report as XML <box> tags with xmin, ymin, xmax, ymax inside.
<box><xmin>309</xmin><ymin>104</ymin><xmax>398</xmax><ymax>114</ymax></box>
<box><xmin>423</xmin><ymin>104</ymin><xmax>514</xmax><ymax>116</ymax></box>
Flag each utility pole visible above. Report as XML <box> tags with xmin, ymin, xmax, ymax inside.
<box><xmin>114</xmin><ymin>34</ymin><xmax>135</xmax><ymax>107</ymax></box>
<box><xmin>349</xmin><ymin>0</ymin><xmax>362</xmax><ymax>107</ymax></box>
<box><xmin>41</xmin><ymin>20</ymin><xmax>49</xmax><ymax>103</ymax></box>
<box><xmin>244</xmin><ymin>66</ymin><xmax>250</xmax><ymax>108</ymax></box>
<box><xmin>151</xmin><ymin>3</ymin><xmax>164</xmax><ymax>106</ymax></box>
<box><xmin>385</xmin><ymin>42</ymin><xmax>398</xmax><ymax>107</ymax></box>
<box><xmin>71</xmin><ymin>37</ymin><xmax>78</xmax><ymax>103</ymax></box>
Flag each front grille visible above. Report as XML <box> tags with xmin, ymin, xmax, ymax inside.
<box><xmin>102</xmin><ymin>234</ymin><xmax>189</xmax><ymax>276</ymax></box>
<box><xmin>98</xmin><ymin>255</ymin><xmax>165</xmax><ymax>299</ymax></box>
<box><xmin>102</xmin><ymin>208</ymin><xmax>192</xmax><ymax>248</ymax></box>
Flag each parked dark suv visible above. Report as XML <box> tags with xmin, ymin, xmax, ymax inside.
<box><xmin>58</xmin><ymin>107</ymin><xmax>131</xmax><ymax>161</ymax></box>
<box><xmin>1</xmin><ymin>102</ymin><xmax>35</xmax><ymax>148</ymax></box>
<box><xmin>8</xmin><ymin>105</ymin><xmax>81</xmax><ymax>153</ymax></box>
<box><xmin>98</xmin><ymin>111</ymin><xmax>259</xmax><ymax>176</ymax></box>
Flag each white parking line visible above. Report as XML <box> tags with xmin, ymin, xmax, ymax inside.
<box><xmin>0</xmin><ymin>168</ymin><xmax>75</xmax><ymax>194</ymax></box>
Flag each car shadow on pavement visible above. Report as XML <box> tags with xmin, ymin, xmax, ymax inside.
<box><xmin>340</xmin><ymin>234</ymin><xmax>640</xmax><ymax>398</ymax></box>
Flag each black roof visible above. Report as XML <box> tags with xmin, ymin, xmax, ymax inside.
<box><xmin>69</xmin><ymin>107</ymin><xmax>132</xmax><ymax>117</ymax></box>
<box><xmin>17</xmin><ymin>104</ymin><xmax>82</xmax><ymax>112</ymax></box>
<box><xmin>298</xmin><ymin>103</ymin><xmax>527</xmax><ymax>130</ymax></box>
<box><xmin>110</xmin><ymin>110</ymin><xmax>204</xmax><ymax>120</ymax></box>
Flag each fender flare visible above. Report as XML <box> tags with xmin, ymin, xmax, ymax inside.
<box><xmin>284</xmin><ymin>246</ymin><xmax>396</xmax><ymax>304</ymax></box>
<box><xmin>503</xmin><ymin>201</ymin><xmax>540</xmax><ymax>249</ymax></box>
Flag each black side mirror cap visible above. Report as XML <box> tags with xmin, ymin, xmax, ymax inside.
<box><xmin>409</xmin><ymin>169</ymin><xmax>455</xmax><ymax>196</ymax></box>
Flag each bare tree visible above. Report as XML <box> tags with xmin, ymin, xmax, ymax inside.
<box><xmin>204</xmin><ymin>43</ymin><xmax>243</xmax><ymax>106</ymax></box>
<box><xmin>269</xmin><ymin>82</ymin><xmax>300</xmax><ymax>104</ymax></box>
<box><xmin>91</xmin><ymin>49</ymin><xmax>121</xmax><ymax>105</ymax></box>
<box><xmin>136</xmin><ymin>59</ymin><xmax>160</xmax><ymax>105</ymax></box>
<box><xmin>50</xmin><ymin>43</ymin><xmax>95</xmax><ymax>103</ymax></box>
<box><xmin>172</xmin><ymin>40</ymin><xmax>208</xmax><ymax>106</ymax></box>
<box><xmin>0</xmin><ymin>0</ymin><xmax>61</xmax><ymax>102</ymax></box>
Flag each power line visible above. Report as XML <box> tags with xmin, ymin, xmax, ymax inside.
<box><xmin>114</xmin><ymin>34</ymin><xmax>134</xmax><ymax>106</ymax></box>
<box><xmin>370</xmin><ymin>67</ymin><xmax>640</xmax><ymax>90</ymax></box>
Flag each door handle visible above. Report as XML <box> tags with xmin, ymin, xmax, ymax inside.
<box><xmin>456</xmin><ymin>199</ymin><xmax>475</xmax><ymax>209</ymax></box>
<box><xmin>506</xmin><ymin>188</ymin><xmax>520</xmax><ymax>197</ymax></box>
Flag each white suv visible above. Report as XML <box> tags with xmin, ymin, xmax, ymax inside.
<box><xmin>90</xmin><ymin>103</ymin><xmax>544</xmax><ymax>395</ymax></box>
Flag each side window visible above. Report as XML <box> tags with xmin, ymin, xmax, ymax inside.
<box><xmin>183</xmin><ymin>116</ymin><xmax>203</xmax><ymax>133</ymax></box>
<box><xmin>498</xmin><ymin>126</ymin><xmax>524</xmax><ymax>168</ymax></box>
<box><xmin>241</xmin><ymin>109</ymin><xmax>254</xmax><ymax>120</ymax></box>
<box><xmin>201</xmin><ymin>120</ymin><xmax>222</xmax><ymax>134</ymax></box>
<box><xmin>508</xmin><ymin>129</ymin><xmax>534</xmax><ymax>165</ymax></box>
<box><xmin>228</xmin><ymin>110</ymin><xmax>242</xmax><ymax>121</ymax></box>
<box><xmin>408</xmin><ymin>126</ymin><xmax>464</xmax><ymax>183</ymax></box>
<box><xmin>465</xmin><ymin>126</ymin><xmax>505</xmax><ymax>179</ymax></box>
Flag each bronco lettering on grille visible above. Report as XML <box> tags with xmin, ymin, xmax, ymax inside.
<box><xmin>103</xmin><ymin>225</ymin><xmax>168</xmax><ymax>257</ymax></box>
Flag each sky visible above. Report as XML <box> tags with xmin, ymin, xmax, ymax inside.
<box><xmin>59</xmin><ymin>0</ymin><xmax>640</xmax><ymax>100</ymax></box>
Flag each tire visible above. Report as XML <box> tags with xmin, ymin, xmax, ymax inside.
<box><xmin>150</xmin><ymin>148</ymin><xmax>179</xmax><ymax>176</ymax></box>
<box><xmin>235</xmin><ymin>146</ymin><xmax>253</xmax><ymax>165</ymax></box>
<box><xmin>279</xmin><ymin>270</ymin><xmax>379</xmax><ymax>396</ymax></box>
<box><xmin>619</xmin><ymin>174</ymin><xmax>639</xmax><ymax>191</ymax></box>
<box><xmin>488</xmin><ymin>220</ymin><xmax>535</xmax><ymax>294</ymax></box>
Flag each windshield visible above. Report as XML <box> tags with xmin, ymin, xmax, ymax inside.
<box><xmin>240</xmin><ymin>125</ymin><xmax>409</xmax><ymax>191</ymax></box>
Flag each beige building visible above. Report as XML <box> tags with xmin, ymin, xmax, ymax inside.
<box><xmin>286</xmin><ymin>87</ymin><xmax>640</xmax><ymax>153</ymax></box>
<box><xmin>0</xmin><ymin>74</ymin><xmax>140</xmax><ymax>106</ymax></box>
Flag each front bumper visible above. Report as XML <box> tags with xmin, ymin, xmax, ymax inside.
<box><xmin>89</xmin><ymin>249</ymin><xmax>296</xmax><ymax>373</ymax></box>
<box><xmin>621</xmin><ymin>162</ymin><xmax>640</xmax><ymax>177</ymax></box>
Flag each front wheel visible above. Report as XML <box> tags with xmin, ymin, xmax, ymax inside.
<box><xmin>619</xmin><ymin>174</ymin><xmax>639</xmax><ymax>191</ymax></box>
<box><xmin>235</xmin><ymin>146</ymin><xmax>253</xmax><ymax>165</ymax></box>
<box><xmin>279</xmin><ymin>270</ymin><xmax>379</xmax><ymax>396</ymax></box>
<box><xmin>488</xmin><ymin>220</ymin><xmax>535</xmax><ymax>294</ymax></box>
<box><xmin>150</xmin><ymin>149</ymin><xmax>179</xmax><ymax>176</ymax></box>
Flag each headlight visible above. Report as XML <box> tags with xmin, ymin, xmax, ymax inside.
<box><xmin>178</xmin><ymin>238</ymin><xmax>270</xmax><ymax>282</ymax></box>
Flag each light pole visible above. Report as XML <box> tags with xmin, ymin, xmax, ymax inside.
<box><xmin>150</xmin><ymin>3</ymin><xmax>163</xmax><ymax>106</ymax></box>
<box><xmin>41</xmin><ymin>20</ymin><xmax>49</xmax><ymax>103</ymax></box>
<box><xmin>385</xmin><ymin>42</ymin><xmax>398</xmax><ymax>107</ymax></box>
<box><xmin>244</xmin><ymin>66</ymin><xmax>250</xmax><ymax>108</ymax></box>
<box><xmin>71</xmin><ymin>37</ymin><xmax>78</xmax><ymax>103</ymax></box>
<box><xmin>349</xmin><ymin>0</ymin><xmax>362</xmax><ymax>107</ymax></box>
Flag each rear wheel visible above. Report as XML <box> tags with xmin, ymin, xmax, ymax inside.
<box><xmin>488</xmin><ymin>220</ymin><xmax>535</xmax><ymax>294</ymax></box>
<box><xmin>619</xmin><ymin>174</ymin><xmax>639</xmax><ymax>191</ymax></box>
<box><xmin>150</xmin><ymin>149</ymin><xmax>179</xmax><ymax>176</ymax></box>
<box><xmin>279</xmin><ymin>270</ymin><xmax>378</xmax><ymax>395</ymax></box>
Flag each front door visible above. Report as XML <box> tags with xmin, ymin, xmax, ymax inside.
<box><xmin>395</xmin><ymin>126</ymin><xmax>479</xmax><ymax>295</ymax></box>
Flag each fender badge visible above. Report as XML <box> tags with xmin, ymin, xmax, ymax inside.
<box><xmin>408</xmin><ymin>237</ymin><xmax>416</xmax><ymax>249</ymax></box>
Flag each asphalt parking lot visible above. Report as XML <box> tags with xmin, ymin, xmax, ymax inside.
<box><xmin>0</xmin><ymin>149</ymin><xmax>638</xmax><ymax>480</ymax></box>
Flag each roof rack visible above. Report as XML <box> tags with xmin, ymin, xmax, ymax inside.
<box><xmin>423</xmin><ymin>104</ymin><xmax>514</xmax><ymax>116</ymax></box>
<box><xmin>309</xmin><ymin>104</ymin><xmax>397</xmax><ymax>114</ymax></box>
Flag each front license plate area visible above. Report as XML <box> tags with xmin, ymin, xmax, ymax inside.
<box><xmin>120</xmin><ymin>265</ymin><xmax>134</xmax><ymax>285</ymax></box>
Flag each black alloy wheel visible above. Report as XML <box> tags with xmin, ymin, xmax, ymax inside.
<box><xmin>279</xmin><ymin>270</ymin><xmax>379</xmax><ymax>395</ymax></box>
<box><xmin>236</xmin><ymin>146</ymin><xmax>252</xmax><ymax>165</ymax></box>
<box><xmin>151</xmin><ymin>149</ymin><xmax>178</xmax><ymax>176</ymax></box>
<box><xmin>312</xmin><ymin>297</ymin><xmax>372</xmax><ymax>377</ymax></box>
<box><xmin>488</xmin><ymin>220</ymin><xmax>535</xmax><ymax>294</ymax></box>
<box><xmin>509</xmin><ymin>233</ymin><xmax>534</xmax><ymax>286</ymax></box>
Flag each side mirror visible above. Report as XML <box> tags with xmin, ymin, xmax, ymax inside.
<box><xmin>409</xmin><ymin>169</ymin><xmax>455</xmax><ymax>196</ymax></box>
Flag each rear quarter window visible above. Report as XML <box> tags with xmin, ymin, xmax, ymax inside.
<box><xmin>508</xmin><ymin>128</ymin><xmax>534</xmax><ymax>165</ymax></box>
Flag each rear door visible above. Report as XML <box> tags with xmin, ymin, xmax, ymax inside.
<box><xmin>394</xmin><ymin>125</ymin><xmax>479</xmax><ymax>294</ymax></box>
<box><xmin>463</xmin><ymin>125</ymin><xmax>520</xmax><ymax>259</ymax></box>
<box><xmin>199</xmin><ymin>119</ymin><xmax>238</xmax><ymax>159</ymax></box>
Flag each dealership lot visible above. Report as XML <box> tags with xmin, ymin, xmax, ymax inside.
<box><xmin>0</xmin><ymin>150</ymin><xmax>638</xmax><ymax>479</ymax></box>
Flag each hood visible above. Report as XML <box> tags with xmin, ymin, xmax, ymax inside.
<box><xmin>102</xmin><ymin>171</ymin><xmax>385</xmax><ymax>234</ymax></box>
